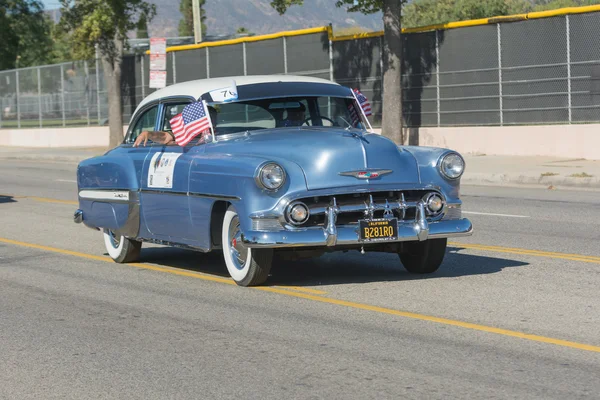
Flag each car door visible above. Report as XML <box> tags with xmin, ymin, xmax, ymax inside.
<box><xmin>140</xmin><ymin>98</ymin><xmax>207</xmax><ymax>244</ymax></box>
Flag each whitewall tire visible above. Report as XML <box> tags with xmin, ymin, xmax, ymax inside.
<box><xmin>222</xmin><ymin>206</ymin><xmax>273</xmax><ymax>286</ymax></box>
<box><xmin>102</xmin><ymin>229</ymin><xmax>142</xmax><ymax>263</ymax></box>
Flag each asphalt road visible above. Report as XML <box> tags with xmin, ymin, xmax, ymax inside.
<box><xmin>1</xmin><ymin>160</ymin><xmax>599</xmax><ymax>399</ymax></box>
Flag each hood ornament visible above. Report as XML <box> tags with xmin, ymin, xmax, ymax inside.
<box><xmin>339</xmin><ymin>169</ymin><xmax>393</xmax><ymax>179</ymax></box>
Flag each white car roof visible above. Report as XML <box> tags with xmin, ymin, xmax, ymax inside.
<box><xmin>135</xmin><ymin>75</ymin><xmax>340</xmax><ymax>114</ymax></box>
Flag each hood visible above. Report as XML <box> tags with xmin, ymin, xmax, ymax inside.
<box><xmin>207</xmin><ymin>128</ymin><xmax>420</xmax><ymax>190</ymax></box>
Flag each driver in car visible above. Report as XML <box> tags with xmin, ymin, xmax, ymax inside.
<box><xmin>281</xmin><ymin>103</ymin><xmax>306</xmax><ymax>127</ymax></box>
<box><xmin>133</xmin><ymin>106</ymin><xmax>218</xmax><ymax>147</ymax></box>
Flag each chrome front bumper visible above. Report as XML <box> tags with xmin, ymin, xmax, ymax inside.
<box><xmin>242</xmin><ymin>218</ymin><xmax>473</xmax><ymax>248</ymax></box>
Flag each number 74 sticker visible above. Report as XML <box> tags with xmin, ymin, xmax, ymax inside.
<box><xmin>208</xmin><ymin>81</ymin><xmax>238</xmax><ymax>103</ymax></box>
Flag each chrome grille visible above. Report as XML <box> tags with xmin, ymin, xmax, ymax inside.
<box><xmin>294</xmin><ymin>190</ymin><xmax>442</xmax><ymax>228</ymax></box>
<box><xmin>252</xmin><ymin>218</ymin><xmax>283</xmax><ymax>231</ymax></box>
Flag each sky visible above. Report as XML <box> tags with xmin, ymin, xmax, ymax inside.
<box><xmin>41</xmin><ymin>0</ymin><xmax>62</xmax><ymax>9</ymax></box>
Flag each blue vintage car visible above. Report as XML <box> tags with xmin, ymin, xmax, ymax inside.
<box><xmin>74</xmin><ymin>75</ymin><xmax>473</xmax><ymax>286</ymax></box>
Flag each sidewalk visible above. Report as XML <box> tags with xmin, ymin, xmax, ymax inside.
<box><xmin>1</xmin><ymin>147</ymin><xmax>599</xmax><ymax>190</ymax></box>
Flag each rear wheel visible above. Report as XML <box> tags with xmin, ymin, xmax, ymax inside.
<box><xmin>399</xmin><ymin>238</ymin><xmax>447</xmax><ymax>274</ymax></box>
<box><xmin>103</xmin><ymin>229</ymin><xmax>142</xmax><ymax>263</ymax></box>
<box><xmin>222</xmin><ymin>206</ymin><xmax>273</xmax><ymax>286</ymax></box>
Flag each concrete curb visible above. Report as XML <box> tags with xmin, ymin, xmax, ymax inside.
<box><xmin>462</xmin><ymin>173</ymin><xmax>600</xmax><ymax>190</ymax></box>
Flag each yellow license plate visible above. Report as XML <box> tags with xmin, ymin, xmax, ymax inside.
<box><xmin>359</xmin><ymin>218</ymin><xmax>398</xmax><ymax>242</ymax></box>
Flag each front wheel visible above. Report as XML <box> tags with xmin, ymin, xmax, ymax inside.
<box><xmin>103</xmin><ymin>229</ymin><xmax>142</xmax><ymax>263</ymax></box>
<box><xmin>222</xmin><ymin>206</ymin><xmax>273</xmax><ymax>286</ymax></box>
<box><xmin>399</xmin><ymin>238</ymin><xmax>447</xmax><ymax>274</ymax></box>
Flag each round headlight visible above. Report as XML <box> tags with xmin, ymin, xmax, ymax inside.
<box><xmin>440</xmin><ymin>153</ymin><xmax>465</xmax><ymax>180</ymax></box>
<box><xmin>287</xmin><ymin>202</ymin><xmax>310</xmax><ymax>225</ymax></box>
<box><xmin>257</xmin><ymin>163</ymin><xmax>286</xmax><ymax>191</ymax></box>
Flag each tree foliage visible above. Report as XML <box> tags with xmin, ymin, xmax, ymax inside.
<box><xmin>58</xmin><ymin>0</ymin><xmax>156</xmax><ymax>62</ymax></box>
<box><xmin>179</xmin><ymin>0</ymin><xmax>207</xmax><ymax>38</ymax></box>
<box><xmin>533</xmin><ymin>0</ymin><xmax>600</xmax><ymax>11</ymax></box>
<box><xmin>0</xmin><ymin>0</ymin><xmax>53</xmax><ymax>70</ymax></box>
<box><xmin>59</xmin><ymin>0</ymin><xmax>156</xmax><ymax>148</ymax></box>
<box><xmin>403</xmin><ymin>0</ymin><xmax>600</xmax><ymax>28</ymax></box>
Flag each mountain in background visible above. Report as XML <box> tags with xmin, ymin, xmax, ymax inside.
<box><xmin>148</xmin><ymin>0</ymin><xmax>383</xmax><ymax>38</ymax></box>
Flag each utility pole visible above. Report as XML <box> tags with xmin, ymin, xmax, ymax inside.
<box><xmin>192</xmin><ymin>0</ymin><xmax>203</xmax><ymax>43</ymax></box>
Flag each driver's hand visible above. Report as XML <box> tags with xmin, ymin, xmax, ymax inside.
<box><xmin>133</xmin><ymin>131</ymin><xmax>149</xmax><ymax>147</ymax></box>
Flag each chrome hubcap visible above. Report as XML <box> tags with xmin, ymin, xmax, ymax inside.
<box><xmin>107</xmin><ymin>230</ymin><xmax>121</xmax><ymax>249</ymax></box>
<box><xmin>228</xmin><ymin>216</ymin><xmax>248</xmax><ymax>270</ymax></box>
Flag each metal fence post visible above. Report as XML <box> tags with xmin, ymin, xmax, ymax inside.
<box><xmin>497</xmin><ymin>24</ymin><xmax>504</xmax><ymax>126</ymax></box>
<box><xmin>84</xmin><ymin>61</ymin><xmax>90</xmax><ymax>126</ymax></box>
<box><xmin>566</xmin><ymin>15</ymin><xmax>572</xmax><ymax>124</ymax></box>
<box><xmin>37</xmin><ymin>67</ymin><xmax>42</xmax><ymax>128</ymax></box>
<box><xmin>243</xmin><ymin>42</ymin><xmax>247</xmax><ymax>76</ymax></box>
<box><xmin>16</xmin><ymin>69</ymin><xmax>20</xmax><ymax>128</ymax></box>
<box><xmin>60</xmin><ymin>64</ymin><xmax>66</xmax><ymax>127</ymax></box>
<box><xmin>140</xmin><ymin>55</ymin><xmax>145</xmax><ymax>99</ymax></box>
<box><xmin>95</xmin><ymin>49</ymin><xmax>101</xmax><ymax>125</ymax></box>
<box><xmin>283</xmin><ymin>36</ymin><xmax>288</xmax><ymax>74</ymax></box>
<box><xmin>172</xmin><ymin>51</ymin><xmax>177</xmax><ymax>84</ymax></box>
<box><xmin>435</xmin><ymin>30</ymin><xmax>441</xmax><ymax>127</ymax></box>
<box><xmin>328</xmin><ymin>36</ymin><xmax>334</xmax><ymax>82</ymax></box>
<box><xmin>206</xmin><ymin>47</ymin><xmax>210</xmax><ymax>78</ymax></box>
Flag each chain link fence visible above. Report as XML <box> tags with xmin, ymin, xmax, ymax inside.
<box><xmin>3</xmin><ymin>12</ymin><xmax>600</xmax><ymax>129</ymax></box>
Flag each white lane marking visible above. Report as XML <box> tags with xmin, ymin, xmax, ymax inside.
<box><xmin>55</xmin><ymin>179</ymin><xmax>77</xmax><ymax>183</ymax></box>
<box><xmin>463</xmin><ymin>211</ymin><xmax>530</xmax><ymax>218</ymax></box>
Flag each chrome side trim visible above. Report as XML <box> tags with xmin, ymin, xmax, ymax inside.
<box><xmin>140</xmin><ymin>189</ymin><xmax>240</xmax><ymax>201</ymax></box>
<box><xmin>79</xmin><ymin>189</ymin><xmax>131</xmax><ymax>202</ymax></box>
<box><xmin>137</xmin><ymin>237</ymin><xmax>210</xmax><ymax>253</ymax></box>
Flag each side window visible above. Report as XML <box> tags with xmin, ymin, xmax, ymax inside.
<box><xmin>161</xmin><ymin>103</ymin><xmax>190</xmax><ymax>132</ymax></box>
<box><xmin>129</xmin><ymin>106</ymin><xmax>158</xmax><ymax>142</ymax></box>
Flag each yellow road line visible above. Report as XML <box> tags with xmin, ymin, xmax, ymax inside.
<box><xmin>1</xmin><ymin>236</ymin><xmax>599</xmax><ymax>354</ymax></box>
<box><xmin>450</xmin><ymin>242</ymin><xmax>600</xmax><ymax>264</ymax></box>
<box><xmin>0</xmin><ymin>194</ymin><xmax>78</xmax><ymax>206</ymax></box>
<box><xmin>276</xmin><ymin>286</ymin><xmax>328</xmax><ymax>295</ymax></box>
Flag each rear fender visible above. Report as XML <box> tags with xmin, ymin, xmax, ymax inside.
<box><xmin>77</xmin><ymin>152</ymin><xmax>144</xmax><ymax>237</ymax></box>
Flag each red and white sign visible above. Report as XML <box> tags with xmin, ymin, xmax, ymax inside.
<box><xmin>149</xmin><ymin>70</ymin><xmax>167</xmax><ymax>89</ymax></box>
<box><xmin>150</xmin><ymin>53</ymin><xmax>167</xmax><ymax>70</ymax></box>
<box><xmin>150</xmin><ymin>38</ymin><xmax>167</xmax><ymax>55</ymax></box>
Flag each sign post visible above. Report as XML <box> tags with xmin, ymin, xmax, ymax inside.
<box><xmin>149</xmin><ymin>37</ymin><xmax>167</xmax><ymax>89</ymax></box>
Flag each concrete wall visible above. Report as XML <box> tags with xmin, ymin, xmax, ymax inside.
<box><xmin>1</xmin><ymin>124</ymin><xmax>599</xmax><ymax>160</ymax></box>
<box><xmin>0</xmin><ymin>126</ymin><xmax>127</xmax><ymax>148</ymax></box>
<box><xmin>369</xmin><ymin>124</ymin><xmax>600</xmax><ymax>160</ymax></box>
<box><xmin>413</xmin><ymin>125</ymin><xmax>600</xmax><ymax>160</ymax></box>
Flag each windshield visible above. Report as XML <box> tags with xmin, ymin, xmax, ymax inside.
<box><xmin>208</xmin><ymin>96</ymin><xmax>369</xmax><ymax>136</ymax></box>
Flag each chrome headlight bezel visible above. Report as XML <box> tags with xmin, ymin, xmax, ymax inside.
<box><xmin>438</xmin><ymin>152</ymin><xmax>465</xmax><ymax>180</ymax></box>
<box><xmin>286</xmin><ymin>201</ymin><xmax>310</xmax><ymax>225</ymax></box>
<box><xmin>255</xmin><ymin>162</ymin><xmax>286</xmax><ymax>191</ymax></box>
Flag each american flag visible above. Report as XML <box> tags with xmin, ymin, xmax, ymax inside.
<box><xmin>353</xmin><ymin>89</ymin><xmax>372</xmax><ymax>116</ymax></box>
<box><xmin>169</xmin><ymin>101</ymin><xmax>213</xmax><ymax>147</ymax></box>
<box><xmin>348</xmin><ymin>103</ymin><xmax>360</xmax><ymax>127</ymax></box>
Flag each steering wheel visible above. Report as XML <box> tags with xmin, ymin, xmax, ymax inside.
<box><xmin>302</xmin><ymin>116</ymin><xmax>336</xmax><ymax>127</ymax></box>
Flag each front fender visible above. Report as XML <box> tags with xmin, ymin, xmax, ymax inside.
<box><xmin>402</xmin><ymin>146</ymin><xmax>463</xmax><ymax>202</ymax></box>
<box><xmin>189</xmin><ymin>154</ymin><xmax>307</xmax><ymax>232</ymax></box>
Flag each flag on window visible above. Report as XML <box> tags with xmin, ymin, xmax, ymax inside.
<box><xmin>348</xmin><ymin>103</ymin><xmax>360</xmax><ymax>127</ymax></box>
<box><xmin>353</xmin><ymin>89</ymin><xmax>372</xmax><ymax>116</ymax></box>
<box><xmin>169</xmin><ymin>101</ymin><xmax>213</xmax><ymax>147</ymax></box>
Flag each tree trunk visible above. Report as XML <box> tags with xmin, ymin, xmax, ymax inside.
<box><xmin>381</xmin><ymin>0</ymin><xmax>404</xmax><ymax>144</ymax></box>
<box><xmin>103</xmin><ymin>40</ymin><xmax>124</xmax><ymax>149</ymax></box>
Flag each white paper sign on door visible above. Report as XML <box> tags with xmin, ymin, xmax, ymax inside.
<box><xmin>148</xmin><ymin>152</ymin><xmax>182</xmax><ymax>189</ymax></box>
